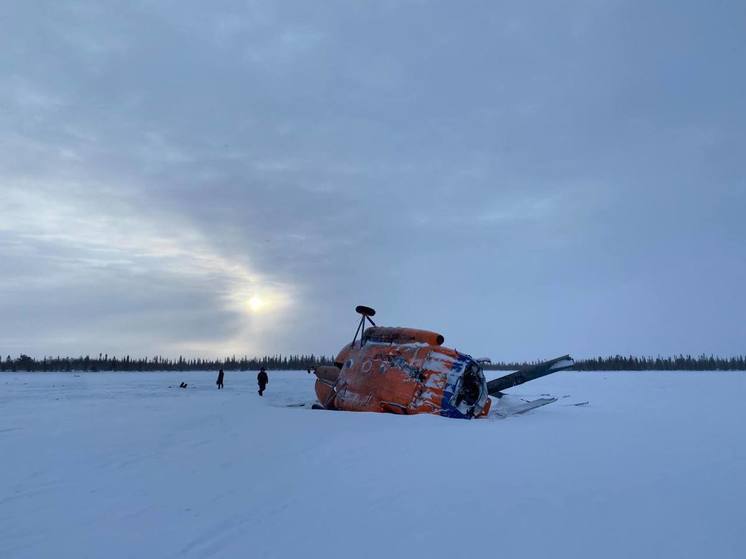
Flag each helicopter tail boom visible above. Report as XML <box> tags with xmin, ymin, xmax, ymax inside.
<box><xmin>487</xmin><ymin>355</ymin><xmax>574</xmax><ymax>396</ymax></box>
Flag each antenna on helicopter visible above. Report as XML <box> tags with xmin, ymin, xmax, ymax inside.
<box><xmin>352</xmin><ymin>305</ymin><xmax>376</xmax><ymax>346</ymax></box>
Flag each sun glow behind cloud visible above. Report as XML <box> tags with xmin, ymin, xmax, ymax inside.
<box><xmin>248</xmin><ymin>295</ymin><xmax>264</xmax><ymax>312</ymax></box>
<box><xmin>0</xmin><ymin>181</ymin><xmax>296</xmax><ymax>357</ymax></box>
<box><xmin>230</xmin><ymin>288</ymin><xmax>293</xmax><ymax>316</ymax></box>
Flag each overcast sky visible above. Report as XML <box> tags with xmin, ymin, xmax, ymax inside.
<box><xmin>1</xmin><ymin>1</ymin><xmax>744</xmax><ymax>361</ymax></box>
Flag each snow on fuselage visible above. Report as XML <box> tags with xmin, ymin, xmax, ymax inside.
<box><xmin>315</xmin><ymin>327</ymin><xmax>490</xmax><ymax>419</ymax></box>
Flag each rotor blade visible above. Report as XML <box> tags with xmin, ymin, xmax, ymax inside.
<box><xmin>487</xmin><ymin>355</ymin><xmax>574</xmax><ymax>396</ymax></box>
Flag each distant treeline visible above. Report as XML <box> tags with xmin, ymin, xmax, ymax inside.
<box><xmin>574</xmin><ymin>354</ymin><xmax>746</xmax><ymax>371</ymax></box>
<box><xmin>485</xmin><ymin>354</ymin><xmax>746</xmax><ymax>371</ymax></box>
<box><xmin>1</xmin><ymin>353</ymin><xmax>745</xmax><ymax>373</ymax></box>
<box><xmin>0</xmin><ymin>354</ymin><xmax>333</xmax><ymax>372</ymax></box>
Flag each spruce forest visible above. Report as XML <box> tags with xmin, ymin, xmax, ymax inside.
<box><xmin>2</xmin><ymin>353</ymin><xmax>745</xmax><ymax>372</ymax></box>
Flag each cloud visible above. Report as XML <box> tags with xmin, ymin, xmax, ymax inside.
<box><xmin>0</xmin><ymin>180</ymin><xmax>294</xmax><ymax>357</ymax></box>
<box><xmin>0</xmin><ymin>0</ymin><xmax>744</xmax><ymax>359</ymax></box>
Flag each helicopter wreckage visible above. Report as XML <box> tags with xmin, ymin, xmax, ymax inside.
<box><xmin>310</xmin><ymin>306</ymin><xmax>574</xmax><ymax>419</ymax></box>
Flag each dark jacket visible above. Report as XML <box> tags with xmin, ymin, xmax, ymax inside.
<box><xmin>216</xmin><ymin>370</ymin><xmax>224</xmax><ymax>384</ymax></box>
<box><xmin>257</xmin><ymin>371</ymin><xmax>269</xmax><ymax>386</ymax></box>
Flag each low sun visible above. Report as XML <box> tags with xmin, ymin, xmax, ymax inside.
<box><xmin>247</xmin><ymin>295</ymin><xmax>265</xmax><ymax>312</ymax></box>
<box><xmin>237</xmin><ymin>289</ymin><xmax>290</xmax><ymax>315</ymax></box>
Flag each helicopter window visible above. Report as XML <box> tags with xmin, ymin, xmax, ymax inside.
<box><xmin>460</xmin><ymin>370</ymin><xmax>482</xmax><ymax>406</ymax></box>
<box><xmin>453</xmin><ymin>364</ymin><xmax>484</xmax><ymax>411</ymax></box>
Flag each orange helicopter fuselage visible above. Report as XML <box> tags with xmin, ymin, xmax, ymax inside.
<box><xmin>315</xmin><ymin>327</ymin><xmax>491</xmax><ymax>419</ymax></box>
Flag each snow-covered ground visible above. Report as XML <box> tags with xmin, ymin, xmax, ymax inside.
<box><xmin>1</xmin><ymin>370</ymin><xmax>745</xmax><ymax>559</ymax></box>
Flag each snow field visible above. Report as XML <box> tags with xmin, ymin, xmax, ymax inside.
<box><xmin>1</xmin><ymin>371</ymin><xmax>745</xmax><ymax>558</ymax></box>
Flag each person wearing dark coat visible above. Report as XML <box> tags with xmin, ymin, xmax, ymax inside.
<box><xmin>216</xmin><ymin>369</ymin><xmax>224</xmax><ymax>389</ymax></box>
<box><xmin>257</xmin><ymin>367</ymin><xmax>268</xmax><ymax>396</ymax></box>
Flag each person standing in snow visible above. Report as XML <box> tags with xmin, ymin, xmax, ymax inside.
<box><xmin>216</xmin><ymin>368</ymin><xmax>224</xmax><ymax>389</ymax></box>
<box><xmin>257</xmin><ymin>367</ymin><xmax>269</xmax><ymax>396</ymax></box>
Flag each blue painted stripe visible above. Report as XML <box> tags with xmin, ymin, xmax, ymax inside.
<box><xmin>439</xmin><ymin>353</ymin><xmax>473</xmax><ymax>419</ymax></box>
